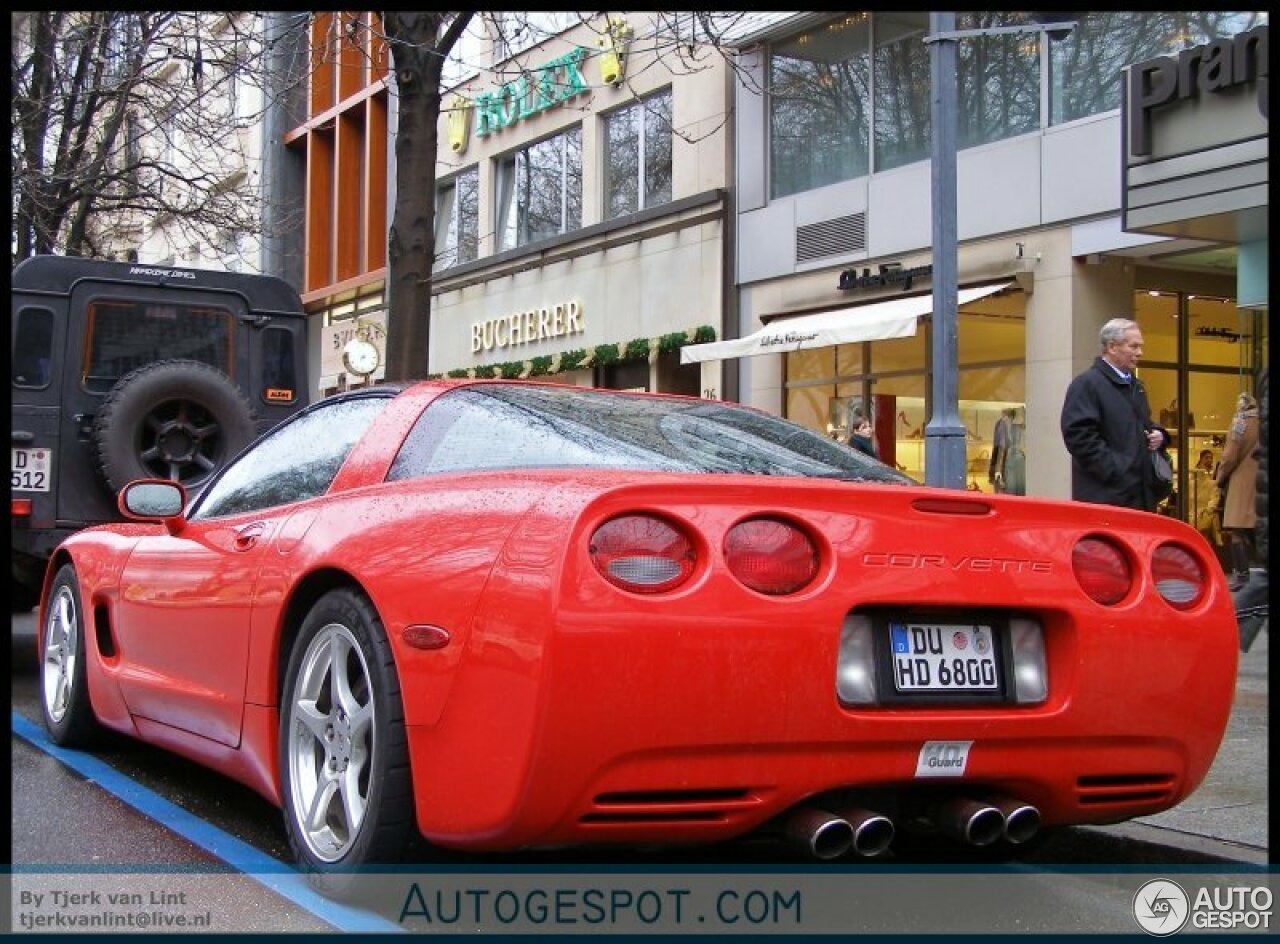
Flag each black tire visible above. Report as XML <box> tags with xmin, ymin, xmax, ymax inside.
<box><xmin>279</xmin><ymin>588</ymin><xmax>415</xmax><ymax>891</ymax></box>
<box><xmin>93</xmin><ymin>359</ymin><xmax>256</xmax><ymax>494</ymax></box>
<box><xmin>40</xmin><ymin>564</ymin><xmax>101</xmax><ymax>747</ymax></box>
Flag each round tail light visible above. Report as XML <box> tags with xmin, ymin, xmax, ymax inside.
<box><xmin>725</xmin><ymin>517</ymin><xmax>819</xmax><ymax>595</ymax></box>
<box><xmin>1152</xmin><ymin>543</ymin><xmax>1206</xmax><ymax>609</ymax></box>
<box><xmin>589</xmin><ymin>514</ymin><xmax>696</xmax><ymax>594</ymax></box>
<box><xmin>1072</xmin><ymin>536</ymin><xmax>1132</xmax><ymax>605</ymax></box>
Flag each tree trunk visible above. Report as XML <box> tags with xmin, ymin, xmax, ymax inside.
<box><xmin>381</xmin><ymin>12</ymin><xmax>472</xmax><ymax>381</ymax></box>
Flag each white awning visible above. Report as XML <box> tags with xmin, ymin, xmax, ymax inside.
<box><xmin>681</xmin><ymin>282</ymin><xmax>1014</xmax><ymax>364</ymax></box>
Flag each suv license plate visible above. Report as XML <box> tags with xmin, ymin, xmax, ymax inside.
<box><xmin>890</xmin><ymin>622</ymin><xmax>999</xmax><ymax>693</ymax></box>
<box><xmin>11</xmin><ymin>447</ymin><xmax>52</xmax><ymax>492</ymax></box>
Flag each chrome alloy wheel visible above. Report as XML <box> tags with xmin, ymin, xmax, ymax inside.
<box><xmin>42</xmin><ymin>583</ymin><xmax>79</xmax><ymax>724</ymax></box>
<box><xmin>286</xmin><ymin>622</ymin><xmax>376</xmax><ymax>863</ymax></box>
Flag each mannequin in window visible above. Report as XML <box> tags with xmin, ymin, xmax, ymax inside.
<box><xmin>988</xmin><ymin>408</ymin><xmax>1025</xmax><ymax>495</ymax></box>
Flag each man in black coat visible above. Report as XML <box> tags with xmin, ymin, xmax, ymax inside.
<box><xmin>1060</xmin><ymin>318</ymin><xmax>1169</xmax><ymax>512</ymax></box>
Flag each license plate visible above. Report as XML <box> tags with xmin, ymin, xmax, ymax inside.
<box><xmin>11</xmin><ymin>447</ymin><xmax>51</xmax><ymax>492</ymax></box>
<box><xmin>890</xmin><ymin>622</ymin><xmax>999</xmax><ymax>693</ymax></box>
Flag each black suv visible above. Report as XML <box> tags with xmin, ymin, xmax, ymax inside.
<box><xmin>11</xmin><ymin>255</ymin><xmax>310</xmax><ymax>610</ymax></box>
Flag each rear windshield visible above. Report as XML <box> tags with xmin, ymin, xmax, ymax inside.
<box><xmin>388</xmin><ymin>384</ymin><xmax>914</xmax><ymax>484</ymax></box>
<box><xmin>83</xmin><ymin>299</ymin><xmax>233</xmax><ymax>393</ymax></box>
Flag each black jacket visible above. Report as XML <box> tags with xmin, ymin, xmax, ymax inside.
<box><xmin>1060</xmin><ymin>357</ymin><xmax>1167</xmax><ymax>512</ymax></box>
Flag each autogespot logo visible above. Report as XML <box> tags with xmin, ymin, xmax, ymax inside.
<box><xmin>1133</xmin><ymin>879</ymin><xmax>1190</xmax><ymax>936</ymax></box>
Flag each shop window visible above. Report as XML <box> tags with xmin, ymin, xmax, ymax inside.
<box><xmin>769</xmin><ymin>14</ymin><xmax>871</xmax><ymax>199</ymax></box>
<box><xmin>604</xmin><ymin>89</ymin><xmax>673</xmax><ymax>219</ymax></box>
<box><xmin>783</xmin><ymin>292</ymin><xmax>1026</xmax><ymax>491</ymax></box>
<box><xmin>495</xmin><ymin>127</ymin><xmax>582</xmax><ymax>251</ymax></box>
<box><xmin>435</xmin><ymin>166</ymin><xmax>479</xmax><ymax>270</ymax></box>
<box><xmin>1049</xmin><ymin>11</ymin><xmax>1266</xmax><ymax>125</ymax></box>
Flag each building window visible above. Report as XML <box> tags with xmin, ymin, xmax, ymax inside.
<box><xmin>495</xmin><ymin>127</ymin><xmax>582</xmax><ymax>251</ymax></box>
<box><xmin>603</xmin><ymin>89</ymin><xmax>673</xmax><ymax>219</ymax></box>
<box><xmin>769</xmin><ymin>15</ymin><xmax>871</xmax><ymax>199</ymax></box>
<box><xmin>953</xmin><ymin>12</ymin><xmax>1040</xmax><ymax>148</ymax></box>
<box><xmin>1049</xmin><ymin>10</ymin><xmax>1267</xmax><ymax>125</ymax></box>
<box><xmin>435</xmin><ymin>166</ymin><xmax>479</xmax><ymax>269</ymax></box>
<box><xmin>872</xmin><ymin>12</ymin><xmax>930</xmax><ymax>173</ymax></box>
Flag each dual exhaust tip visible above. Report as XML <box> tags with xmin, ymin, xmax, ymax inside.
<box><xmin>786</xmin><ymin>806</ymin><xmax>895</xmax><ymax>860</ymax></box>
<box><xmin>934</xmin><ymin>796</ymin><xmax>1042</xmax><ymax>847</ymax></box>
<box><xmin>786</xmin><ymin>796</ymin><xmax>1040</xmax><ymax>860</ymax></box>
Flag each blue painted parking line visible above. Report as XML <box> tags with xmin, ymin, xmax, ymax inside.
<box><xmin>11</xmin><ymin>711</ymin><xmax>404</xmax><ymax>934</ymax></box>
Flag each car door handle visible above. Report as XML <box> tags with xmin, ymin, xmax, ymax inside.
<box><xmin>234</xmin><ymin>524</ymin><xmax>266</xmax><ymax>550</ymax></box>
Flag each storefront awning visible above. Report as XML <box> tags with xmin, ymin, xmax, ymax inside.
<box><xmin>680</xmin><ymin>281</ymin><xmax>1014</xmax><ymax>364</ymax></box>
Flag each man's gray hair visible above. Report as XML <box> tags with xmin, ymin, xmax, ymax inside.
<box><xmin>1099</xmin><ymin>318</ymin><xmax>1139</xmax><ymax>352</ymax></box>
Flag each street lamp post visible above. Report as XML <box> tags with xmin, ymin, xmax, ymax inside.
<box><xmin>923</xmin><ymin>14</ymin><xmax>1076</xmax><ymax>489</ymax></box>
<box><xmin>925</xmin><ymin>11</ymin><xmax>964</xmax><ymax>489</ymax></box>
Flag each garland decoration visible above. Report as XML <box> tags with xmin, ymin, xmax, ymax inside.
<box><xmin>427</xmin><ymin>325</ymin><xmax>717</xmax><ymax>380</ymax></box>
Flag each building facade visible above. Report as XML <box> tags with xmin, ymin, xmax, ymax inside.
<box><xmin>270</xmin><ymin>13</ymin><xmax>732</xmax><ymax>398</ymax></box>
<box><xmin>87</xmin><ymin>12</ymin><xmax>267</xmax><ymax>272</ymax></box>
<box><xmin>681</xmin><ymin>11</ymin><xmax>1267</xmax><ymax>531</ymax></box>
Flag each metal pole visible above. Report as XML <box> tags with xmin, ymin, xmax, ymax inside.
<box><xmin>925</xmin><ymin>11</ymin><xmax>966</xmax><ymax>489</ymax></box>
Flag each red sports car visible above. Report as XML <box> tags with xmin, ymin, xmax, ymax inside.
<box><xmin>39</xmin><ymin>380</ymin><xmax>1237</xmax><ymax>871</ymax></box>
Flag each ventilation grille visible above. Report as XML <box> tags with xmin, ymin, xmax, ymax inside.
<box><xmin>796</xmin><ymin>212</ymin><xmax>867</xmax><ymax>263</ymax></box>
<box><xmin>580</xmin><ymin>788</ymin><xmax>757</xmax><ymax>825</ymax></box>
<box><xmin>1075</xmin><ymin>773</ymin><xmax>1176</xmax><ymax>806</ymax></box>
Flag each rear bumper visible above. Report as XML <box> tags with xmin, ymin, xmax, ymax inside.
<box><xmin>405</xmin><ymin>601</ymin><xmax>1237</xmax><ymax>851</ymax></box>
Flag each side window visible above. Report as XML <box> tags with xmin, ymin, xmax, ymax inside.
<box><xmin>260</xmin><ymin>325</ymin><xmax>298</xmax><ymax>402</ymax></box>
<box><xmin>192</xmin><ymin>396</ymin><xmax>391</xmax><ymax>519</ymax></box>
<box><xmin>13</xmin><ymin>307</ymin><xmax>54</xmax><ymax>389</ymax></box>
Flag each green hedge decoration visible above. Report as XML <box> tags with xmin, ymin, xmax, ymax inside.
<box><xmin>428</xmin><ymin>326</ymin><xmax>717</xmax><ymax>382</ymax></box>
<box><xmin>624</xmin><ymin>337</ymin><xmax>651</xmax><ymax>361</ymax></box>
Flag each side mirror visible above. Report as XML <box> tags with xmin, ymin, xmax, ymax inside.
<box><xmin>119</xmin><ymin>479</ymin><xmax>188</xmax><ymax>535</ymax></box>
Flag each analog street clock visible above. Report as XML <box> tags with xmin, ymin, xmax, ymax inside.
<box><xmin>342</xmin><ymin>336</ymin><xmax>380</xmax><ymax>376</ymax></box>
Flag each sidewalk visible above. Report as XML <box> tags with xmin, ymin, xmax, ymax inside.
<box><xmin>1082</xmin><ymin>628</ymin><xmax>1270</xmax><ymax>865</ymax></box>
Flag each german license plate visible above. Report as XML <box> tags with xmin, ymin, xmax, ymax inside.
<box><xmin>11</xmin><ymin>447</ymin><xmax>51</xmax><ymax>492</ymax></box>
<box><xmin>890</xmin><ymin>622</ymin><xmax>999</xmax><ymax>693</ymax></box>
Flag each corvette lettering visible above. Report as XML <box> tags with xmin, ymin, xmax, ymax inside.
<box><xmin>863</xmin><ymin>552</ymin><xmax>1051</xmax><ymax>574</ymax></box>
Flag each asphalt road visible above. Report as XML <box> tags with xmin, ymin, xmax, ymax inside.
<box><xmin>8</xmin><ymin>607</ymin><xmax>1273</xmax><ymax>935</ymax></box>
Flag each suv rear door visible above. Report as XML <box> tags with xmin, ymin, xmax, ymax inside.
<box><xmin>59</xmin><ymin>279</ymin><xmax>251</xmax><ymax>528</ymax></box>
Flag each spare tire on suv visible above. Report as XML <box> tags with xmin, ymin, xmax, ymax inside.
<box><xmin>94</xmin><ymin>359</ymin><xmax>257</xmax><ymax>494</ymax></box>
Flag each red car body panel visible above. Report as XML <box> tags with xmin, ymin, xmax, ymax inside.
<box><xmin>42</xmin><ymin>380</ymin><xmax>1239</xmax><ymax>853</ymax></box>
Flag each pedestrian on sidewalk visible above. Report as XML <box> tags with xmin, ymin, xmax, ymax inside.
<box><xmin>1233</xmin><ymin>368</ymin><xmax>1268</xmax><ymax>651</ymax></box>
<box><xmin>1060</xmin><ymin>318</ymin><xmax>1169</xmax><ymax>512</ymax></box>
<box><xmin>1216</xmin><ymin>391</ymin><xmax>1259</xmax><ymax>591</ymax></box>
